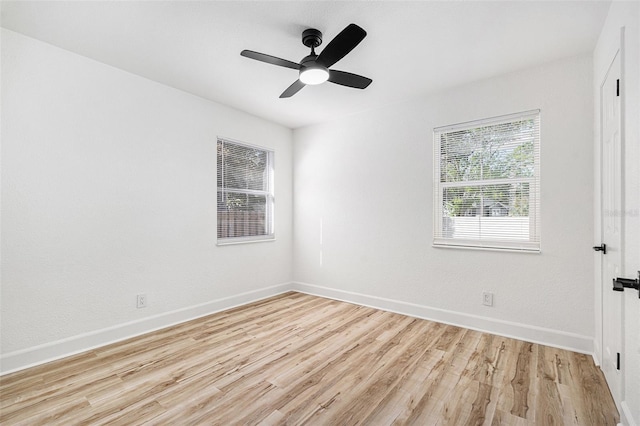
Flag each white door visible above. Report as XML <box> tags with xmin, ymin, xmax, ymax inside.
<box><xmin>600</xmin><ymin>50</ymin><xmax>623</xmax><ymax>405</ymax></box>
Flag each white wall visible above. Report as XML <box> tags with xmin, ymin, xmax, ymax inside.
<box><xmin>0</xmin><ymin>29</ymin><xmax>293</xmax><ymax>372</ymax></box>
<box><xmin>594</xmin><ymin>2</ymin><xmax>640</xmax><ymax>424</ymax></box>
<box><xmin>293</xmin><ymin>54</ymin><xmax>595</xmax><ymax>352</ymax></box>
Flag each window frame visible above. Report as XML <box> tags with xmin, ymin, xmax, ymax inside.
<box><xmin>216</xmin><ymin>137</ymin><xmax>275</xmax><ymax>245</ymax></box>
<box><xmin>433</xmin><ymin>110</ymin><xmax>541</xmax><ymax>252</ymax></box>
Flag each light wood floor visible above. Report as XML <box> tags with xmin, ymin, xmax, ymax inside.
<box><xmin>0</xmin><ymin>292</ymin><xmax>618</xmax><ymax>425</ymax></box>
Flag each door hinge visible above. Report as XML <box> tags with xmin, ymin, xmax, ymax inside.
<box><xmin>617</xmin><ymin>352</ymin><xmax>621</xmax><ymax>370</ymax></box>
<box><xmin>616</xmin><ymin>79</ymin><xmax>620</xmax><ymax>96</ymax></box>
<box><xmin>593</xmin><ymin>243</ymin><xmax>606</xmax><ymax>254</ymax></box>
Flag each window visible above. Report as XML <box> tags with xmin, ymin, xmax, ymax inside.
<box><xmin>433</xmin><ymin>110</ymin><xmax>540</xmax><ymax>252</ymax></box>
<box><xmin>217</xmin><ymin>138</ymin><xmax>274</xmax><ymax>244</ymax></box>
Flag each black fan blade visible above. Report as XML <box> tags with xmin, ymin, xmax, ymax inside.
<box><xmin>241</xmin><ymin>50</ymin><xmax>300</xmax><ymax>70</ymax></box>
<box><xmin>280</xmin><ymin>80</ymin><xmax>306</xmax><ymax>98</ymax></box>
<box><xmin>317</xmin><ymin>24</ymin><xmax>366</xmax><ymax>68</ymax></box>
<box><xmin>328</xmin><ymin>70</ymin><xmax>372</xmax><ymax>89</ymax></box>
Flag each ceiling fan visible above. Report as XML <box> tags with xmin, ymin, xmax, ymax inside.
<box><xmin>240</xmin><ymin>23</ymin><xmax>372</xmax><ymax>98</ymax></box>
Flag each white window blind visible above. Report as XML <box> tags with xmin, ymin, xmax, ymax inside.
<box><xmin>433</xmin><ymin>110</ymin><xmax>540</xmax><ymax>252</ymax></box>
<box><xmin>217</xmin><ymin>138</ymin><xmax>274</xmax><ymax>243</ymax></box>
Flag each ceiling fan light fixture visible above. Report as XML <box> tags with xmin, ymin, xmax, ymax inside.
<box><xmin>299</xmin><ymin>66</ymin><xmax>329</xmax><ymax>85</ymax></box>
<box><xmin>241</xmin><ymin>24</ymin><xmax>371</xmax><ymax>98</ymax></box>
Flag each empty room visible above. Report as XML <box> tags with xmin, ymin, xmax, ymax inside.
<box><xmin>1</xmin><ymin>1</ymin><xmax>639</xmax><ymax>425</ymax></box>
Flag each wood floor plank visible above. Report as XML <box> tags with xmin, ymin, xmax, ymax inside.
<box><xmin>535</xmin><ymin>344</ymin><xmax>566</xmax><ymax>426</ymax></box>
<box><xmin>510</xmin><ymin>341</ymin><xmax>534</xmax><ymax>419</ymax></box>
<box><xmin>493</xmin><ymin>337</ymin><xmax>528</xmax><ymax>418</ymax></box>
<box><xmin>0</xmin><ymin>292</ymin><xmax>619</xmax><ymax>425</ymax></box>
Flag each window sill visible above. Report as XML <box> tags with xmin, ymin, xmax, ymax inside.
<box><xmin>432</xmin><ymin>242</ymin><xmax>540</xmax><ymax>254</ymax></box>
<box><xmin>217</xmin><ymin>236</ymin><xmax>276</xmax><ymax>246</ymax></box>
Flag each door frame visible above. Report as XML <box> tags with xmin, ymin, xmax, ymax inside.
<box><xmin>596</xmin><ymin>27</ymin><xmax>626</xmax><ymax>410</ymax></box>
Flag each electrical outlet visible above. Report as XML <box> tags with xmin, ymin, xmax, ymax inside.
<box><xmin>137</xmin><ymin>294</ymin><xmax>147</xmax><ymax>309</ymax></box>
<box><xmin>482</xmin><ymin>291</ymin><xmax>493</xmax><ymax>307</ymax></box>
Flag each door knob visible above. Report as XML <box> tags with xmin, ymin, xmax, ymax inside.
<box><xmin>613</xmin><ymin>272</ymin><xmax>640</xmax><ymax>298</ymax></box>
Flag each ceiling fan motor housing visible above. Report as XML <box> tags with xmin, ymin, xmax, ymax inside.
<box><xmin>300</xmin><ymin>55</ymin><xmax>323</xmax><ymax>69</ymax></box>
<box><xmin>302</xmin><ymin>28</ymin><xmax>323</xmax><ymax>48</ymax></box>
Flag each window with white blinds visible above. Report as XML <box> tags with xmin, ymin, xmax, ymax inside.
<box><xmin>217</xmin><ymin>138</ymin><xmax>274</xmax><ymax>244</ymax></box>
<box><xmin>433</xmin><ymin>110</ymin><xmax>541</xmax><ymax>252</ymax></box>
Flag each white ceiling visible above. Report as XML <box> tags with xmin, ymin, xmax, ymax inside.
<box><xmin>1</xmin><ymin>1</ymin><xmax>611</xmax><ymax>129</ymax></box>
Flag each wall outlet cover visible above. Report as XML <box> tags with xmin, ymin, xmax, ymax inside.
<box><xmin>137</xmin><ymin>294</ymin><xmax>147</xmax><ymax>309</ymax></box>
<box><xmin>482</xmin><ymin>292</ymin><xmax>494</xmax><ymax>307</ymax></box>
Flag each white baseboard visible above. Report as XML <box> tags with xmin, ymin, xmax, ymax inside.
<box><xmin>593</xmin><ymin>339</ymin><xmax>602</xmax><ymax>366</ymax></box>
<box><xmin>0</xmin><ymin>282</ymin><xmax>292</xmax><ymax>375</ymax></box>
<box><xmin>292</xmin><ymin>282</ymin><xmax>594</xmax><ymax>355</ymax></box>
<box><xmin>1</xmin><ymin>281</ymin><xmax>596</xmax><ymax>376</ymax></box>
<box><xmin>621</xmin><ymin>401</ymin><xmax>638</xmax><ymax>426</ymax></box>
